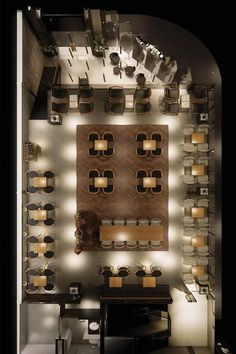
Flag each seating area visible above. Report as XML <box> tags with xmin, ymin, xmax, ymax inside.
<box><xmin>136</xmin><ymin>131</ymin><xmax>162</xmax><ymax>157</ymax></box>
<box><xmin>100</xmin><ymin>263</ymin><xmax>163</xmax><ymax>287</ymax></box>
<box><xmin>26</xmin><ymin>170</ymin><xmax>55</xmax><ymax>194</ymax></box>
<box><xmin>25</xmin><ymin>202</ymin><xmax>55</xmax><ymax>226</ymax></box>
<box><xmin>88</xmin><ymin>131</ymin><xmax>114</xmax><ymax>157</ymax></box>
<box><xmin>49</xmin><ymin>84</ymin><xmax>95</xmax><ymax>115</ymax></box>
<box><xmin>136</xmin><ymin>169</ymin><xmax>162</xmax><ymax>194</ymax></box>
<box><xmin>100</xmin><ymin>217</ymin><xmax>163</xmax><ymax>250</ymax></box>
<box><xmin>88</xmin><ymin>169</ymin><xmax>114</xmax><ymax>194</ymax></box>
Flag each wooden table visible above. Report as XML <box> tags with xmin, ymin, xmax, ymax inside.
<box><xmin>143</xmin><ymin>177</ymin><xmax>156</xmax><ymax>188</ymax></box>
<box><xmin>32</xmin><ymin>243</ymin><xmax>47</xmax><ymax>253</ymax></box>
<box><xmin>143</xmin><ymin>140</ymin><xmax>156</xmax><ymax>151</ymax></box>
<box><xmin>109</xmin><ymin>277</ymin><xmax>122</xmax><ymax>288</ymax></box>
<box><xmin>191</xmin><ymin>133</ymin><xmax>205</xmax><ymax>144</ymax></box>
<box><xmin>180</xmin><ymin>94</ymin><xmax>190</xmax><ymax>108</ymax></box>
<box><xmin>94</xmin><ymin>177</ymin><xmax>108</xmax><ymax>188</ymax></box>
<box><xmin>33</xmin><ymin>177</ymin><xmax>47</xmax><ymax>188</ymax></box>
<box><xmin>69</xmin><ymin>94</ymin><xmax>78</xmax><ymax>108</ymax></box>
<box><xmin>192</xmin><ymin>164</ymin><xmax>205</xmax><ymax>176</ymax></box>
<box><xmin>94</xmin><ymin>140</ymin><xmax>108</xmax><ymax>151</ymax></box>
<box><xmin>192</xmin><ymin>266</ymin><xmax>205</xmax><ymax>277</ymax></box>
<box><xmin>125</xmin><ymin>94</ymin><xmax>134</xmax><ymax>109</ymax></box>
<box><xmin>191</xmin><ymin>207</ymin><xmax>205</xmax><ymax>218</ymax></box>
<box><xmin>143</xmin><ymin>277</ymin><xmax>156</xmax><ymax>288</ymax></box>
<box><xmin>100</xmin><ymin>224</ymin><xmax>163</xmax><ymax>241</ymax></box>
<box><xmin>33</xmin><ymin>276</ymin><xmax>47</xmax><ymax>287</ymax></box>
<box><xmin>33</xmin><ymin>210</ymin><xmax>47</xmax><ymax>220</ymax></box>
<box><xmin>192</xmin><ymin>236</ymin><xmax>205</xmax><ymax>247</ymax></box>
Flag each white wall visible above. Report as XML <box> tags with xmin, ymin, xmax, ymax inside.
<box><xmin>168</xmin><ymin>288</ymin><xmax>208</xmax><ymax>346</ymax></box>
<box><xmin>27</xmin><ymin>304</ymin><xmax>60</xmax><ymax>344</ymax></box>
<box><xmin>208</xmin><ymin>298</ymin><xmax>215</xmax><ymax>353</ymax></box>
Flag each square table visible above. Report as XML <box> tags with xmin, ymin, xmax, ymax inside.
<box><xmin>94</xmin><ymin>140</ymin><xmax>108</xmax><ymax>151</ymax></box>
<box><xmin>143</xmin><ymin>140</ymin><xmax>157</xmax><ymax>151</ymax></box>
<box><xmin>181</xmin><ymin>94</ymin><xmax>190</xmax><ymax>108</ymax></box>
<box><xmin>69</xmin><ymin>95</ymin><xmax>78</xmax><ymax>108</ymax></box>
<box><xmin>125</xmin><ymin>94</ymin><xmax>134</xmax><ymax>109</ymax></box>
<box><xmin>32</xmin><ymin>243</ymin><xmax>47</xmax><ymax>253</ymax></box>
<box><xmin>191</xmin><ymin>133</ymin><xmax>205</xmax><ymax>144</ymax></box>
<box><xmin>94</xmin><ymin>177</ymin><xmax>108</xmax><ymax>188</ymax></box>
<box><xmin>142</xmin><ymin>277</ymin><xmax>156</xmax><ymax>288</ymax></box>
<box><xmin>191</xmin><ymin>207</ymin><xmax>205</xmax><ymax>218</ymax></box>
<box><xmin>33</xmin><ymin>177</ymin><xmax>47</xmax><ymax>188</ymax></box>
<box><xmin>143</xmin><ymin>177</ymin><xmax>156</xmax><ymax>188</ymax></box>
<box><xmin>109</xmin><ymin>277</ymin><xmax>122</xmax><ymax>288</ymax></box>
<box><xmin>33</xmin><ymin>276</ymin><xmax>47</xmax><ymax>287</ymax></box>
<box><xmin>192</xmin><ymin>164</ymin><xmax>205</xmax><ymax>176</ymax></box>
<box><xmin>33</xmin><ymin>210</ymin><xmax>47</xmax><ymax>221</ymax></box>
<box><xmin>191</xmin><ymin>236</ymin><xmax>205</xmax><ymax>247</ymax></box>
<box><xmin>192</xmin><ymin>266</ymin><xmax>205</xmax><ymax>277</ymax></box>
<box><xmin>69</xmin><ymin>101</ymin><xmax>78</xmax><ymax>109</ymax></box>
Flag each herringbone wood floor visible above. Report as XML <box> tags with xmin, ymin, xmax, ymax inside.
<box><xmin>77</xmin><ymin>125</ymin><xmax>169</xmax><ymax>250</ymax></box>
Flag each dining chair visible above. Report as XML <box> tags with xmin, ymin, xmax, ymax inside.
<box><xmin>150</xmin><ymin>265</ymin><xmax>162</xmax><ymax>277</ymax></box>
<box><xmin>138</xmin><ymin>241</ymin><xmax>150</xmax><ymax>248</ymax></box>
<box><xmin>101</xmin><ymin>240</ymin><xmax>113</xmax><ymax>249</ymax></box>
<box><xmin>44</xmin><ymin>170</ymin><xmax>55</xmax><ymax>178</ymax></box>
<box><xmin>126</xmin><ymin>240</ymin><xmax>137</xmax><ymax>248</ymax></box>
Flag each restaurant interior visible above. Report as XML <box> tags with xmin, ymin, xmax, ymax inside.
<box><xmin>15</xmin><ymin>5</ymin><xmax>224</xmax><ymax>354</ymax></box>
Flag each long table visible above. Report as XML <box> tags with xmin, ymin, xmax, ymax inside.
<box><xmin>99</xmin><ymin>224</ymin><xmax>163</xmax><ymax>241</ymax></box>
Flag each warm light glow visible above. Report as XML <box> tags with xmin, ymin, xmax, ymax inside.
<box><xmin>61</xmin><ymin>197</ymin><xmax>76</xmax><ymax>215</ymax></box>
<box><xmin>30</xmin><ymin>157</ymin><xmax>51</xmax><ymax>170</ymax></box>
<box><xmin>168</xmin><ymin>143</ymin><xmax>179</xmax><ymax>160</ymax></box>
<box><xmin>41</xmin><ymin>304</ymin><xmax>59</xmax><ymax>313</ymax></box>
<box><xmin>116</xmin><ymin>232</ymin><xmax>128</xmax><ymax>241</ymax></box>
<box><xmin>168</xmin><ymin>198</ymin><xmax>180</xmax><ymax>216</ymax></box>
<box><xmin>61</xmin><ymin>142</ymin><xmax>76</xmax><ymax>161</ymax></box>
<box><xmin>168</xmin><ymin>173</ymin><xmax>179</xmax><ymax>189</ymax></box>
<box><xmin>112</xmin><ymin>116</ymin><xmax>134</xmax><ymax>125</ymax></box>
<box><xmin>64</xmin><ymin>115</ymin><xmax>80</xmax><ymax>132</ymax></box>
<box><xmin>61</xmin><ymin>224</ymin><xmax>76</xmax><ymax>242</ymax></box>
<box><xmin>107</xmin><ymin>252</ymin><xmax>133</xmax><ymax>269</ymax></box>
<box><xmin>42</xmin><ymin>316</ymin><xmax>57</xmax><ymax>328</ymax></box>
<box><xmin>61</xmin><ymin>170</ymin><xmax>77</xmax><ymax>190</ymax></box>
<box><xmin>62</xmin><ymin>251</ymin><xmax>87</xmax><ymax>269</ymax></box>
<box><xmin>80</xmin><ymin>299</ymin><xmax>100</xmax><ymax>309</ymax></box>
<box><xmin>168</xmin><ymin>225</ymin><xmax>179</xmax><ymax>242</ymax></box>
<box><xmin>158</xmin><ymin>115</ymin><xmax>179</xmax><ymax>131</ymax></box>
<box><xmin>161</xmin><ymin>253</ymin><xmax>179</xmax><ymax>271</ymax></box>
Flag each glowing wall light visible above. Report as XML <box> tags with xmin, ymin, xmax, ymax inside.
<box><xmin>61</xmin><ymin>170</ymin><xmax>76</xmax><ymax>190</ymax></box>
<box><xmin>107</xmin><ymin>252</ymin><xmax>133</xmax><ymax>269</ymax></box>
<box><xmin>168</xmin><ymin>225</ymin><xmax>180</xmax><ymax>242</ymax></box>
<box><xmin>42</xmin><ymin>316</ymin><xmax>58</xmax><ymax>328</ymax></box>
<box><xmin>168</xmin><ymin>173</ymin><xmax>179</xmax><ymax>190</ymax></box>
<box><xmin>61</xmin><ymin>142</ymin><xmax>76</xmax><ymax>161</ymax></box>
<box><xmin>81</xmin><ymin>299</ymin><xmax>100</xmax><ymax>309</ymax></box>
<box><xmin>61</xmin><ymin>224</ymin><xmax>76</xmax><ymax>243</ymax></box>
<box><xmin>168</xmin><ymin>143</ymin><xmax>179</xmax><ymax>160</ymax></box>
<box><xmin>62</xmin><ymin>251</ymin><xmax>87</xmax><ymax>269</ymax></box>
<box><xmin>61</xmin><ymin>197</ymin><xmax>76</xmax><ymax>215</ymax></box>
<box><xmin>168</xmin><ymin>198</ymin><xmax>180</xmax><ymax>216</ymax></box>
<box><xmin>64</xmin><ymin>115</ymin><xmax>81</xmax><ymax>132</ymax></box>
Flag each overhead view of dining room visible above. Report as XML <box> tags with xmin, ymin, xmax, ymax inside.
<box><xmin>76</xmin><ymin>124</ymin><xmax>169</xmax><ymax>251</ymax></box>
